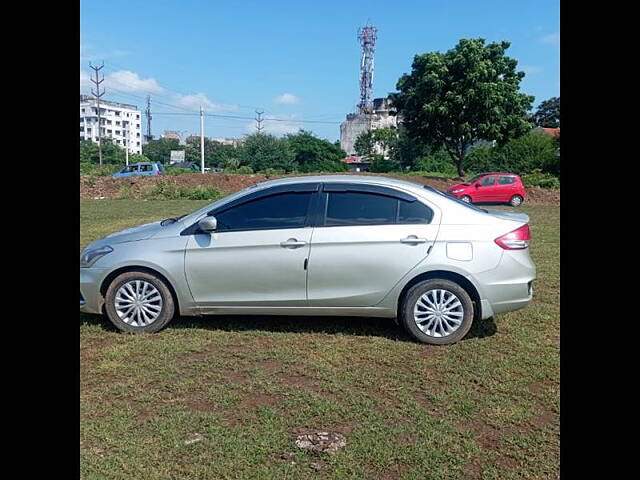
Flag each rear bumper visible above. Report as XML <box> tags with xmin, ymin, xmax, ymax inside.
<box><xmin>473</xmin><ymin>250</ymin><xmax>536</xmax><ymax>319</ymax></box>
<box><xmin>80</xmin><ymin>267</ymin><xmax>107</xmax><ymax>314</ymax></box>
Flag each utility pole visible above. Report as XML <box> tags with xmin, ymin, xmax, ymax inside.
<box><xmin>255</xmin><ymin>110</ymin><xmax>264</xmax><ymax>133</ymax></box>
<box><xmin>200</xmin><ymin>106</ymin><xmax>205</xmax><ymax>174</ymax></box>
<box><xmin>125</xmin><ymin>121</ymin><xmax>130</xmax><ymax>166</ymax></box>
<box><xmin>89</xmin><ymin>62</ymin><xmax>105</xmax><ymax>165</ymax></box>
<box><xmin>144</xmin><ymin>95</ymin><xmax>152</xmax><ymax>143</ymax></box>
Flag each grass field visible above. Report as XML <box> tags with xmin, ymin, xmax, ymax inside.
<box><xmin>80</xmin><ymin>199</ymin><xmax>559</xmax><ymax>480</ymax></box>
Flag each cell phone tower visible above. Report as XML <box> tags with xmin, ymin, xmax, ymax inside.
<box><xmin>357</xmin><ymin>24</ymin><xmax>377</xmax><ymax>114</ymax></box>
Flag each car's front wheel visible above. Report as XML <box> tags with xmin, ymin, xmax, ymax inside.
<box><xmin>399</xmin><ymin>279</ymin><xmax>474</xmax><ymax>345</ymax></box>
<box><xmin>510</xmin><ymin>195</ymin><xmax>524</xmax><ymax>207</ymax></box>
<box><xmin>460</xmin><ymin>195</ymin><xmax>472</xmax><ymax>203</ymax></box>
<box><xmin>104</xmin><ymin>271</ymin><xmax>176</xmax><ymax>333</ymax></box>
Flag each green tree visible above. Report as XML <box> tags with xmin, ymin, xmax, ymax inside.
<box><xmin>465</xmin><ymin>130</ymin><xmax>558</xmax><ymax>175</ymax></box>
<box><xmin>354</xmin><ymin>130</ymin><xmax>375</xmax><ymax>157</ymax></box>
<box><xmin>184</xmin><ymin>137</ymin><xmax>240</xmax><ymax>168</ymax></box>
<box><xmin>392</xmin><ymin>38</ymin><xmax>534</xmax><ymax>176</ymax></box>
<box><xmin>285</xmin><ymin>130</ymin><xmax>347</xmax><ymax>172</ymax></box>
<box><xmin>239</xmin><ymin>133</ymin><xmax>296</xmax><ymax>172</ymax></box>
<box><xmin>80</xmin><ymin>139</ymin><xmax>125</xmax><ymax>164</ymax></box>
<box><xmin>354</xmin><ymin>128</ymin><xmax>398</xmax><ymax>159</ymax></box>
<box><xmin>531</xmin><ymin>97</ymin><xmax>560</xmax><ymax>128</ymax></box>
<box><xmin>142</xmin><ymin>138</ymin><xmax>181</xmax><ymax>165</ymax></box>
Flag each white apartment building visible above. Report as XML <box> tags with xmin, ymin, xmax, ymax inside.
<box><xmin>80</xmin><ymin>94</ymin><xmax>143</xmax><ymax>154</ymax></box>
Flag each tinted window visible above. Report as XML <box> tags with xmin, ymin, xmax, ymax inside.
<box><xmin>325</xmin><ymin>192</ymin><xmax>397</xmax><ymax>226</ymax></box>
<box><xmin>399</xmin><ymin>199</ymin><xmax>434</xmax><ymax>224</ymax></box>
<box><xmin>498</xmin><ymin>176</ymin><xmax>515</xmax><ymax>185</ymax></box>
<box><xmin>216</xmin><ymin>192</ymin><xmax>312</xmax><ymax>231</ymax></box>
<box><xmin>324</xmin><ymin>192</ymin><xmax>433</xmax><ymax>226</ymax></box>
<box><xmin>140</xmin><ymin>164</ymin><xmax>153</xmax><ymax>172</ymax></box>
<box><xmin>480</xmin><ymin>176</ymin><xmax>497</xmax><ymax>186</ymax></box>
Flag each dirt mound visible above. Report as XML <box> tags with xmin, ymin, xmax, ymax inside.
<box><xmin>80</xmin><ymin>172</ymin><xmax>559</xmax><ymax>205</ymax></box>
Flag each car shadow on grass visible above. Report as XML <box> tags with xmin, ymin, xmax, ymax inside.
<box><xmin>80</xmin><ymin>312</ymin><xmax>497</xmax><ymax>343</ymax></box>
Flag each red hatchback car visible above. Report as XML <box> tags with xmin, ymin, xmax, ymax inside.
<box><xmin>448</xmin><ymin>173</ymin><xmax>526</xmax><ymax>207</ymax></box>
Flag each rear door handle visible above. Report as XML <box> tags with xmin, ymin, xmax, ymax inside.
<box><xmin>400</xmin><ymin>235</ymin><xmax>428</xmax><ymax>244</ymax></box>
<box><xmin>280</xmin><ymin>238</ymin><xmax>307</xmax><ymax>248</ymax></box>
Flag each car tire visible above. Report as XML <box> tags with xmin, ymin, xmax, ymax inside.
<box><xmin>460</xmin><ymin>195</ymin><xmax>472</xmax><ymax>203</ymax></box>
<box><xmin>509</xmin><ymin>195</ymin><xmax>523</xmax><ymax>207</ymax></box>
<box><xmin>104</xmin><ymin>271</ymin><xmax>176</xmax><ymax>333</ymax></box>
<box><xmin>399</xmin><ymin>279</ymin><xmax>474</xmax><ymax>345</ymax></box>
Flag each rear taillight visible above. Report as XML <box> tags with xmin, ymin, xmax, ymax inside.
<box><xmin>495</xmin><ymin>224</ymin><xmax>531</xmax><ymax>250</ymax></box>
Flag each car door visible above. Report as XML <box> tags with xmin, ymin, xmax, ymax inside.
<box><xmin>474</xmin><ymin>175</ymin><xmax>498</xmax><ymax>202</ymax></box>
<box><xmin>183</xmin><ymin>183</ymin><xmax>319</xmax><ymax>307</ymax></box>
<box><xmin>119</xmin><ymin>165</ymin><xmax>138</xmax><ymax>178</ymax></box>
<box><xmin>496</xmin><ymin>175</ymin><xmax>517</xmax><ymax>202</ymax></box>
<box><xmin>306</xmin><ymin>183</ymin><xmax>440</xmax><ymax>307</ymax></box>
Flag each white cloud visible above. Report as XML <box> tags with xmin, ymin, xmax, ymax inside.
<box><xmin>105</xmin><ymin>70</ymin><xmax>164</xmax><ymax>95</ymax></box>
<box><xmin>273</xmin><ymin>93</ymin><xmax>301</xmax><ymax>105</ymax></box>
<box><xmin>175</xmin><ymin>93</ymin><xmax>238</xmax><ymax>112</ymax></box>
<box><xmin>80</xmin><ymin>43</ymin><xmax>130</xmax><ymax>62</ymax></box>
<box><xmin>521</xmin><ymin>65</ymin><xmax>543</xmax><ymax>75</ymax></box>
<box><xmin>540</xmin><ymin>32</ymin><xmax>560</xmax><ymax>45</ymax></box>
<box><xmin>247</xmin><ymin>114</ymin><xmax>302</xmax><ymax>136</ymax></box>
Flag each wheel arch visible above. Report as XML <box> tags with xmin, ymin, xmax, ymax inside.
<box><xmin>397</xmin><ymin>270</ymin><xmax>482</xmax><ymax>321</ymax></box>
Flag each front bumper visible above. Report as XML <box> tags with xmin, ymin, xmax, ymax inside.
<box><xmin>80</xmin><ymin>267</ymin><xmax>107</xmax><ymax>314</ymax></box>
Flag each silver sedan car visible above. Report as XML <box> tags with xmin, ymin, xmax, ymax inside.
<box><xmin>80</xmin><ymin>175</ymin><xmax>535</xmax><ymax>345</ymax></box>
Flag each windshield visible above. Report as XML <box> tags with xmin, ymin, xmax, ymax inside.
<box><xmin>465</xmin><ymin>174</ymin><xmax>485</xmax><ymax>184</ymax></box>
<box><xmin>424</xmin><ymin>186</ymin><xmax>488</xmax><ymax>213</ymax></box>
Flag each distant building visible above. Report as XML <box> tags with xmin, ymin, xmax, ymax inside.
<box><xmin>80</xmin><ymin>94</ymin><xmax>142</xmax><ymax>154</ymax></box>
<box><xmin>535</xmin><ymin>127</ymin><xmax>560</xmax><ymax>138</ymax></box>
<box><xmin>212</xmin><ymin>137</ymin><xmax>244</xmax><ymax>147</ymax></box>
<box><xmin>341</xmin><ymin>155</ymin><xmax>371</xmax><ymax>172</ymax></box>
<box><xmin>340</xmin><ymin>97</ymin><xmax>399</xmax><ymax>157</ymax></box>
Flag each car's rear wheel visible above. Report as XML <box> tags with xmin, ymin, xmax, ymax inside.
<box><xmin>460</xmin><ymin>195</ymin><xmax>472</xmax><ymax>203</ymax></box>
<box><xmin>510</xmin><ymin>195</ymin><xmax>523</xmax><ymax>207</ymax></box>
<box><xmin>104</xmin><ymin>271</ymin><xmax>175</xmax><ymax>333</ymax></box>
<box><xmin>399</xmin><ymin>279</ymin><xmax>474</xmax><ymax>345</ymax></box>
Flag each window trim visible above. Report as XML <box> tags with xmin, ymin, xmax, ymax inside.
<box><xmin>181</xmin><ymin>183</ymin><xmax>320</xmax><ymax>235</ymax></box>
<box><xmin>318</xmin><ymin>184</ymin><xmax>434</xmax><ymax>227</ymax></box>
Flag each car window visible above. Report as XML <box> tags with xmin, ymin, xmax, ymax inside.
<box><xmin>325</xmin><ymin>192</ymin><xmax>397</xmax><ymax>226</ymax></box>
<box><xmin>215</xmin><ymin>192</ymin><xmax>312</xmax><ymax>231</ymax></box>
<box><xmin>398</xmin><ymin>199</ymin><xmax>434</xmax><ymax>224</ymax></box>
<box><xmin>498</xmin><ymin>176</ymin><xmax>515</xmax><ymax>185</ymax></box>
<box><xmin>140</xmin><ymin>164</ymin><xmax>153</xmax><ymax>172</ymax></box>
<box><xmin>122</xmin><ymin>165</ymin><xmax>137</xmax><ymax>173</ymax></box>
<box><xmin>324</xmin><ymin>192</ymin><xmax>433</xmax><ymax>226</ymax></box>
<box><xmin>480</xmin><ymin>176</ymin><xmax>496</xmax><ymax>186</ymax></box>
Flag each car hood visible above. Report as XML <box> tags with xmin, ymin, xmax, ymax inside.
<box><xmin>485</xmin><ymin>209</ymin><xmax>530</xmax><ymax>224</ymax></box>
<box><xmin>449</xmin><ymin>183</ymin><xmax>471</xmax><ymax>190</ymax></box>
<box><xmin>84</xmin><ymin>221</ymin><xmax>164</xmax><ymax>251</ymax></box>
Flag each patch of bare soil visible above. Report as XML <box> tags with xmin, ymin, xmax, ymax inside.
<box><xmin>80</xmin><ymin>172</ymin><xmax>560</xmax><ymax>205</ymax></box>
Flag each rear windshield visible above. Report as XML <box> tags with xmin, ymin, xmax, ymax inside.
<box><xmin>423</xmin><ymin>186</ymin><xmax>488</xmax><ymax>213</ymax></box>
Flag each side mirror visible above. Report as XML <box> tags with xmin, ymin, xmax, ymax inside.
<box><xmin>198</xmin><ymin>216</ymin><xmax>217</xmax><ymax>233</ymax></box>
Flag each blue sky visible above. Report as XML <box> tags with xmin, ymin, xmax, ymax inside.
<box><xmin>80</xmin><ymin>0</ymin><xmax>559</xmax><ymax>142</ymax></box>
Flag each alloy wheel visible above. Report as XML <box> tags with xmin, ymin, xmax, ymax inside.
<box><xmin>413</xmin><ymin>289</ymin><xmax>464</xmax><ymax>337</ymax></box>
<box><xmin>114</xmin><ymin>280</ymin><xmax>163</xmax><ymax>327</ymax></box>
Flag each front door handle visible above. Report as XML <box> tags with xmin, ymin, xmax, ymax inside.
<box><xmin>280</xmin><ymin>238</ymin><xmax>307</xmax><ymax>248</ymax></box>
<box><xmin>400</xmin><ymin>235</ymin><xmax>428</xmax><ymax>244</ymax></box>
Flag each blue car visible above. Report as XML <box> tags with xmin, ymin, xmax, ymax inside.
<box><xmin>112</xmin><ymin>162</ymin><xmax>165</xmax><ymax>178</ymax></box>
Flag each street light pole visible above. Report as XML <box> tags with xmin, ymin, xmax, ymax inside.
<box><xmin>200</xmin><ymin>106</ymin><xmax>205</xmax><ymax>174</ymax></box>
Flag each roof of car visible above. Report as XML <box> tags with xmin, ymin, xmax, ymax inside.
<box><xmin>475</xmin><ymin>172</ymin><xmax>519</xmax><ymax>177</ymax></box>
<box><xmin>251</xmin><ymin>174</ymin><xmax>427</xmax><ymax>190</ymax></box>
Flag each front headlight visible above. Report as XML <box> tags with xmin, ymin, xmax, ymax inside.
<box><xmin>80</xmin><ymin>246</ymin><xmax>113</xmax><ymax>267</ymax></box>
<box><xmin>451</xmin><ymin>189</ymin><xmax>465</xmax><ymax>193</ymax></box>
